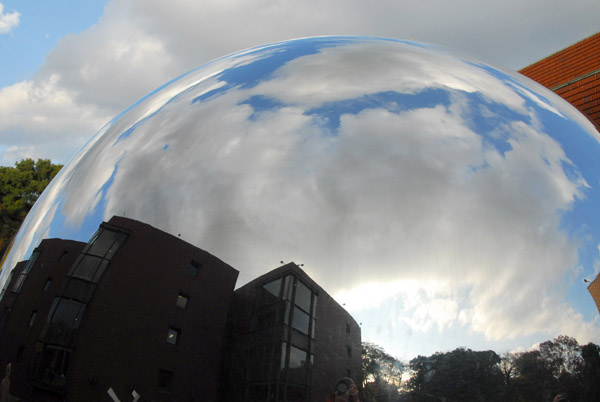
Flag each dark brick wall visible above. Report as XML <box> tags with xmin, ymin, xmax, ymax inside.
<box><xmin>0</xmin><ymin>217</ymin><xmax>239</xmax><ymax>402</ymax></box>
<box><xmin>0</xmin><ymin>239</ymin><xmax>85</xmax><ymax>402</ymax></box>
<box><xmin>65</xmin><ymin>216</ymin><xmax>239</xmax><ymax>402</ymax></box>
<box><xmin>520</xmin><ymin>32</ymin><xmax>600</xmax><ymax>131</ymax></box>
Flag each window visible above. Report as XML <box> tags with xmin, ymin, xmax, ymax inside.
<box><xmin>176</xmin><ymin>293</ymin><xmax>189</xmax><ymax>309</ymax></box>
<box><xmin>43</xmin><ymin>278</ymin><xmax>52</xmax><ymax>292</ymax></box>
<box><xmin>346</xmin><ymin>322</ymin><xmax>351</xmax><ymax>334</ymax></box>
<box><xmin>167</xmin><ymin>327</ymin><xmax>180</xmax><ymax>345</ymax></box>
<box><xmin>187</xmin><ymin>261</ymin><xmax>200</xmax><ymax>277</ymax></box>
<box><xmin>157</xmin><ymin>369</ymin><xmax>173</xmax><ymax>393</ymax></box>
<box><xmin>28</xmin><ymin>310</ymin><xmax>37</xmax><ymax>327</ymax></box>
<box><xmin>346</xmin><ymin>345</ymin><xmax>352</xmax><ymax>357</ymax></box>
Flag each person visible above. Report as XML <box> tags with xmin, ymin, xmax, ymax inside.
<box><xmin>327</xmin><ymin>377</ymin><xmax>360</xmax><ymax>402</ymax></box>
<box><xmin>0</xmin><ymin>363</ymin><xmax>11</xmax><ymax>402</ymax></box>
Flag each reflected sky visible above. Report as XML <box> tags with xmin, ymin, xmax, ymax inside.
<box><xmin>2</xmin><ymin>36</ymin><xmax>599</xmax><ymax>359</ymax></box>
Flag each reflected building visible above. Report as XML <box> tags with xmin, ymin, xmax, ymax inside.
<box><xmin>0</xmin><ymin>216</ymin><xmax>360</xmax><ymax>401</ymax></box>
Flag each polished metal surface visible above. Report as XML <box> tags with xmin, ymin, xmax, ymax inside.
<box><xmin>2</xmin><ymin>37</ymin><xmax>599</xmax><ymax>355</ymax></box>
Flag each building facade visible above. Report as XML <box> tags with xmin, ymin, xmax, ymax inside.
<box><xmin>0</xmin><ymin>217</ymin><xmax>361</xmax><ymax>402</ymax></box>
<box><xmin>0</xmin><ymin>217</ymin><xmax>240</xmax><ymax>401</ymax></box>
<box><xmin>520</xmin><ymin>32</ymin><xmax>600</xmax><ymax>131</ymax></box>
<box><xmin>221</xmin><ymin>263</ymin><xmax>362</xmax><ymax>402</ymax></box>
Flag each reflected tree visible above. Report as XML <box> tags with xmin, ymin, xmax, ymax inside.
<box><xmin>361</xmin><ymin>342</ymin><xmax>403</xmax><ymax>402</ymax></box>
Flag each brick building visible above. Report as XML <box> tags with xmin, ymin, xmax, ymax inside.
<box><xmin>588</xmin><ymin>275</ymin><xmax>600</xmax><ymax>315</ymax></box>
<box><xmin>520</xmin><ymin>32</ymin><xmax>600</xmax><ymax>131</ymax></box>
<box><xmin>0</xmin><ymin>217</ymin><xmax>361</xmax><ymax>402</ymax></box>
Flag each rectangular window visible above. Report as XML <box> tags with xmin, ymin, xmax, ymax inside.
<box><xmin>28</xmin><ymin>310</ymin><xmax>37</xmax><ymax>327</ymax></box>
<box><xmin>346</xmin><ymin>345</ymin><xmax>352</xmax><ymax>357</ymax></box>
<box><xmin>187</xmin><ymin>261</ymin><xmax>200</xmax><ymax>277</ymax></box>
<box><xmin>22</xmin><ymin>250</ymin><xmax>40</xmax><ymax>274</ymax></box>
<box><xmin>294</xmin><ymin>281</ymin><xmax>311</xmax><ymax>312</ymax></box>
<box><xmin>291</xmin><ymin>306</ymin><xmax>310</xmax><ymax>335</ymax></box>
<box><xmin>175</xmin><ymin>293</ymin><xmax>189</xmax><ymax>309</ymax></box>
<box><xmin>43</xmin><ymin>278</ymin><xmax>52</xmax><ymax>292</ymax></box>
<box><xmin>12</xmin><ymin>273</ymin><xmax>27</xmax><ymax>293</ymax></box>
<box><xmin>167</xmin><ymin>327</ymin><xmax>180</xmax><ymax>345</ymax></box>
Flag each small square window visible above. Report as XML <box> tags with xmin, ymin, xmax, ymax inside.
<box><xmin>28</xmin><ymin>310</ymin><xmax>37</xmax><ymax>327</ymax></box>
<box><xmin>187</xmin><ymin>261</ymin><xmax>200</xmax><ymax>278</ymax></box>
<box><xmin>167</xmin><ymin>327</ymin><xmax>180</xmax><ymax>345</ymax></box>
<box><xmin>176</xmin><ymin>293</ymin><xmax>189</xmax><ymax>309</ymax></box>
<box><xmin>158</xmin><ymin>369</ymin><xmax>173</xmax><ymax>393</ymax></box>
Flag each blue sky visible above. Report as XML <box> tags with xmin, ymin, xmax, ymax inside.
<box><xmin>0</xmin><ymin>1</ymin><xmax>106</xmax><ymax>87</ymax></box>
<box><xmin>1</xmin><ymin>1</ymin><xmax>600</xmax><ymax>362</ymax></box>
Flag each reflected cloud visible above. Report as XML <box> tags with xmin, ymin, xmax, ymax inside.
<box><xmin>2</xmin><ymin>36</ymin><xmax>599</xmax><ymax>357</ymax></box>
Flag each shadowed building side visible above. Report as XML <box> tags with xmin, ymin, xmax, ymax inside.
<box><xmin>0</xmin><ymin>217</ymin><xmax>360</xmax><ymax>402</ymax></box>
<box><xmin>0</xmin><ymin>216</ymin><xmax>239</xmax><ymax>402</ymax></box>
<box><xmin>220</xmin><ymin>263</ymin><xmax>362</xmax><ymax>402</ymax></box>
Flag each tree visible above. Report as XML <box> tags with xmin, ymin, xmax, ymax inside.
<box><xmin>361</xmin><ymin>342</ymin><xmax>403</xmax><ymax>402</ymax></box>
<box><xmin>405</xmin><ymin>348</ymin><xmax>504</xmax><ymax>402</ymax></box>
<box><xmin>0</xmin><ymin>159</ymin><xmax>62</xmax><ymax>256</ymax></box>
<box><xmin>505</xmin><ymin>335</ymin><xmax>589</xmax><ymax>402</ymax></box>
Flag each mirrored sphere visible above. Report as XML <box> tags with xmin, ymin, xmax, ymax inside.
<box><xmin>2</xmin><ymin>36</ymin><xmax>600</xmax><ymax>358</ymax></box>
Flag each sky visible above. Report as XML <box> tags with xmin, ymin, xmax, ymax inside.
<box><xmin>1</xmin><ymin>0</ymin><xmax>599</xmax><ymax>167</ymax></box>
<box><xmin>1</xmin><ymin>1</ymin><xmax>600</xmax><ymax>361</ymax></box>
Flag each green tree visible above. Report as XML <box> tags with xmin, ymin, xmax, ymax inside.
<box><xmin>406</xmin><ymin>348</ymin><xmax>504</xmax><ymax>402</ymax></box>
<box><xmin>0</xmin><ymin>158</ymin><xmax>62</xmax><ymax>256</ymax></box>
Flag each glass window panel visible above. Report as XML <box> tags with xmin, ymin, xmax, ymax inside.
<box><xmin>11</xmin><ymin>273</ymin><xmax>26</xmax><ymax>293</ymax></box>
<box><xmin>47</xmin><ymin>299</ymin><xmax>86</xmax><ymax>346</ymax></box>
<box><xmin>28</xmin><ymin>310</ymin><xmax>37</xmax><ymax>327</ymax></box>
<box><xmin>71</xmin><ymin>255</ymin><xmax>103</xmax><ymax>281</ymax></box>
<box><xmin>91</xmin><ymin>260</ymin><xmax>109</xmax><ymax>283</ymax></box>
<box><xmin>22</xmin><ymin>250</ymin><xmax>40</xmax><ymax>274</ymax></box>
<box><xmin>283</xmin><ymin>301</ymin><xmax>291</xmax><ymax>326</ymax></box>
<box><xmin>263</xmin><ymin>278</ymin><xmax>281</xmax><ymax>297</ymax></box>
<box><xmin>167</xmin><ymin>327</ymin><xmax>179</xmax><ymax>345</ymax></box>
<box><xmin>288</xmin><ymin>345</ymin><xmax>307</xmax><ymax>369</ymax></box>
<box><xmin>87</xmin><ymin>229</ymin><xmax>125</xmax><ymax>258</ymax></box>
<box><xmin>283</xmin><ymin>275</ymin><xmax>293</xmax><ymax>301</ymax></box>
<box><xmin>281</xmin><ymin>342</ymin><xmax>288</xmax><ymax>369</ymax></box>
<box><xmin>63</xmin><ymin>278</ymin><xmax>94</xmax><ymax>303</ymax></box>
<box><xmin>292</xmin><ymin>306</ymin><xmax>309</xmax><ymax>335</ymax></box>
<box><xmin>36</xmin><ymin>345</ymin><xmax>71</xmax><ymax>387</ymax></box>
<box><xmin>176</xmin><ymin>293</ymin><xmax>189</xmax><ymax>309</ymax></box>
<box><xmin>187</xmin><ymin>262</ymin><xmax>200</xmax><ymax>277</ymax></box>
<box><xmin>294</xmin><ymin>281</ymin><xmax>311</xmax><ymax>312</ymax></box>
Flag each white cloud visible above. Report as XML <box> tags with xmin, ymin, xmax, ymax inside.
<box><xmin>0</xmin><ymin>3</ymin><xmax>19</xmax><ymax>34</ymax></box>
